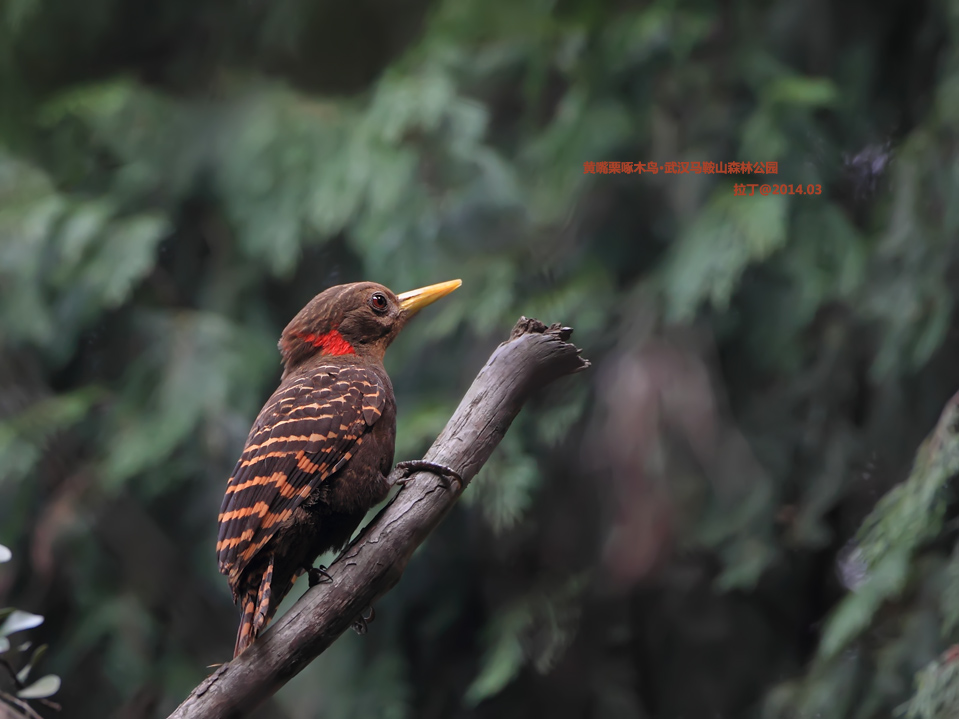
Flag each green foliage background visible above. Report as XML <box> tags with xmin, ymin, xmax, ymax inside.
<box><xmin>2</xmin><ymin>0</ymin><xmax>959</xmax><ymax>717</ymax></box>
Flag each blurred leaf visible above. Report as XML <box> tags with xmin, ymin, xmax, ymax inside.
<box><xmin>0</xmin><ymin>611</ymin><xmax>43</xmax><ymax>638</ymax></box>
<box><xmin>3</xmin><ymin>0</ymin><xmax>40</xmax><ymax>32</ymax></box>
<box><xmin>764</xmin><ymin>76</ymin><xmax>839</xmax><ymax>108</ymax></box>
<box><xmin>466</xmin><ymin>576</ymin><xmax>587</xmax><ymax>706</ymax></box>
<box><xmin>0</xmin><ymin>389</ymin><xmax>104</xmax><ymax>486</ymax></box>
<box><xmin>533</xmin><ymin>384</ymin><xmax>589</xmax><ymax>447</ymax></box>
<box><xmin>395</xmin><ymin>402</ymin><xmax>456</xmax><ymax>459</ymax></box>
<box><xmin>856</xmin><ymin>398</ymin><xmax>959</xmax><ymax>571</ymax></box>
<box><xmin>942</xmin><ymin>543</ymin><xmax>959</xmax><ymax>637</ymax></box>
<box><xmin>464</xmin><ymin>432</ymin><xmax>540</xmax><ymax>534</ymax></box>
<box><xmin>39</xmin><ymin>80</ymin><xmax>140</xmax><ymax>128</ymax></box>
<box><xmin>464</xmin><ymin>609</ymin><xmax>527</xmax><ymax>706</ymax></box>
<box><xmin>78</xmin><ymin>213</ymin><xmax>170</xmax><ymax>308</ymax></box>
<box><xmin>661</xmin><ymin>189</ymin><xmax>788</xmax><ymax>321</ymax></box>
<box><xmin>16</xmin><ymin>674</ymin><xmax>60</xmax><ymax>700</ymax></box>
<box><xmin>103</xmin><ymin>310</ymin><xmax>272</xmax><ymax>487</ymax></box>
<box><xmin>15</xmin><ymin>644</ymin><xmax>47</xmax><ymax>685</ymax></box>
<box><xmin>818</xmin><ymin>549</ymin><xmax>911</xmax><ymax>660</ymax></box>
<box><xmin>902</xmin><ymin>650</ymin><xmax>959</xmax><ymax>719</ymax></box>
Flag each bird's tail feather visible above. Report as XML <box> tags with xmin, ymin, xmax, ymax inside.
<box><xmin>234</xmin><ymin>594</ymin><xmax>258</xmax><ymax>658</ymax></box>
<box><xmin>233</xmin><ymin>555</ymin><xmax>276</xmax><ymax>658</ymax></box>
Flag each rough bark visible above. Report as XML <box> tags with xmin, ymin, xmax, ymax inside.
<box><xmin>167</xmin><ymin>317</ymin><xmax>589</xmax><ymax>719</ymax></box>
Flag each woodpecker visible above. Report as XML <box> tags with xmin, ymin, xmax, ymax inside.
<box><xmin>217</xmin><ymin>279</ymin><xmax>461</xmax><ymax>657</ymax></box>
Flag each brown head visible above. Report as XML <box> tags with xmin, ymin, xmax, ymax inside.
<box><xmin>278</xmin><ymin>279</ymin><xmax>461</xmax><ymax>376</ymax></box>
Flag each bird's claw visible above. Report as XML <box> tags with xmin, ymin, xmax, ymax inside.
<box><xmin>307</xmin><ymin>565</ymin><xmax>333</xmax><ymax>587</ymax></box>
<box><xmin>393</xmin><ymin>460</ymin><xmax>463</xmax><ymax>491</ymax></box>
<box><xmin>351</xmin><ymin>606</ymin><xmax>376</xmax><ymax>635</ymax></box>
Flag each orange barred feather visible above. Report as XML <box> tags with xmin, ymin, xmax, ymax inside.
<box><xmin>217</xmin><ymin>363</ymin><xmax>386</xmax><ymax>654</ymax></box>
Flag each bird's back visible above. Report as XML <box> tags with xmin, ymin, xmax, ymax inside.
<box><xmin>218</xmin><ymin>356</ymin><xmax>396</xmax><ymax>655</ymax></box>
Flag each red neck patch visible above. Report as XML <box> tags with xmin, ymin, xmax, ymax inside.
<box><xmin>296</xmin><ymin>328</ymin><xmax>356</xmax><ymax>356</ymax></box>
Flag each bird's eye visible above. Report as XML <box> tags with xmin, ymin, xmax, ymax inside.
<box><xmin>369</xmin><ymin>292</ymin><xmax>389</xmax><ymax>313</ymax></box>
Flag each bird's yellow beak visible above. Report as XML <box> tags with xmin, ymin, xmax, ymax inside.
<box><xmin>397</xmin><ymin>279</ymin><xmax>462</xmax><ymax>317</ymax></box>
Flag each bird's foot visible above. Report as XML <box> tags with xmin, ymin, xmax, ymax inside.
<box><xmin>351</xmin><ymin>606</ymin><xmax>376</xmax><ymax>635</ymax></box>
<box><xmin>307</xmin><ymin>565</ymin><xmax>333</xmax><ymax>587</ymax></box>
<box><xmin>393</xmin><ymin>460</ymin><xmax>463</xmax><ymax>491</ymax></box>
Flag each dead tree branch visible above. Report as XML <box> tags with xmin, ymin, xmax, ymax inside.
<box><xmin>167</xmin><ymin>318</ymin><xmax>589</xmax><ymax>719</ymax></box>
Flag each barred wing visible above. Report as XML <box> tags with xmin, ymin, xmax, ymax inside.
<box><xmin>216</xmin><ymin>364</ymin><xmax>386</xmax><ymax>586</ymax></box>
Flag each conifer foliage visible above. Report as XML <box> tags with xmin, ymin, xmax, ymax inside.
<box><xmin>2</xmin><ymin>0</ymin><xmax>959</xmax><ymax>717</ymax></box>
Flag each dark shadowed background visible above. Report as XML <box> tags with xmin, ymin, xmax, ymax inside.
<box><xmin>2</xmin><ymin>0</ymin><xmax>959</xmax><ymax>717</ymax></box>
